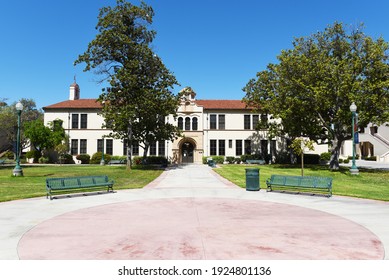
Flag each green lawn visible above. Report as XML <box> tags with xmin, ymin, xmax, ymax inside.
<box><xmin>0</xmin><ymin>165</ymin><xmax>163</xmax><ymax>202</ymax></box>
<box><xmin>1</xmin><ymin>163</ymin><xmax>389</xmax><ymax>202</ymax></box>
<box><xmin>214</xmin><ymin>164</ymin><xmax>389</xmax><ymax>201</ymax></box>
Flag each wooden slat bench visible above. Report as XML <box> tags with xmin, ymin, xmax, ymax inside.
<box><xmin>266</xmin><ymin>175</ymin><xmax>332</xmax><ymax>197</ymax></box>
<box><xmin>246</xmin><ymin>159</ymin><xmax>266</xmax><ymax>165</ymax></box>
<box><xmin>46</xmin><ymin>175</ymin><xmax>114</xmax><ymax>200</ymax></box>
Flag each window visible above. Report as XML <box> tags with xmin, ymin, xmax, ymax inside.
<box><xmin>158</xmin><ymin>141</ymin><xmax>165</xmax><ymax>156</ymax></box>
<box><xmin>210</xmin><ymin>114</ymin><xmax>217</xmax><ymax>129</ymax></box>
<box><xmin>261</xmin><ymin>114</ymin><xmax>268</xmax><ymax>128</ymax></box>
<box><xmin>150</xmin><ymin>141</ymin><xmax>157</xmax><ymax>156</ymax></box>
<box><xmin>185</xmin><ymin>117</ymin><xmax>191</xmax><ymax>130</ymax></box>
<box><xmin>252</xmin><ymin>115</ymin><xmax>259</xmax><ymax>130</ymax></box>
<box><xmin>80</xmin><ymin>139</ymin><xmax>87</xmax><ymax>154</ymax></box>
<box><xmin>80</xmin><ymin>114</ymin><xmax>87</xmax><ymax>129</ymax></box>
<box><xmin>106</xmin><ymin>139</ymin><xmax>113</xmax><ymax>155</ymax></box>
<box><xmin>236</xmin><ymin>140</ymin><xmax>242</xmax><ymax>156</ymax></box>
<box><xmin>261</xmin><ymin>140</ymin><xmax>268</xmax><ymax>155</ymax></box>
<box><xmin>178</xmin><ymin>117</ymin><xmax>183</xmax><ymax>130</ymax></box>
<box><xmin>132</xmin><ymin>141</ymin><xmax>139</xmax><ymax>156</ymax></box>
<box><xmin>192</xmin><ymin>117</ymin><xmax>198</xmax><ymax>131</ymax></box>
<box><xmin>210</xmin><ymin>140</ymin><xmax>217</xmax><ymax>156</ymax></box>
<box><xmin>244</xmin><ymin>140</ymin><xmax>252</xmax><ymax>154</ymax></box>
<box><xmin>229</xmin><ymin>140</ymin><xmax>232</xmax><ymax>149</ymax></box>
<box><xmin>72</xmin><ymin>114</ymin><xmax>79</xmax><ymax>129</ymax></box>
<box><xmin>218</xmin><ymin>140</ymin><xmax>225</xmax><ymax>156</ymax></box>
<box><xmin>218</xmin><ymin>115</ymin><xmax>225</xmax><ymax>130</ymax></box>
<box><xmin>244</xmin><ymin>115</ymin><xmax>251</xmax><ymax>130</ymax></box>
<box><xmin>97</xmin><ymin>139</ymin><xmax>103</xmax><ymax>153</ymax></box>
<box><xmin>71</xmin><ymin>139</ymin><xmax>78</xmax><ymax>155</ymax></box>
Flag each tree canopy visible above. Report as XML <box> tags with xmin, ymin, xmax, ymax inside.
<box><xmin>0</xmin><ymin>99</ymin><xmax>42</xmax><ymax>155</ymax></box>
<box><xmin>243</xmin><ymin>22</ymin><xmax>389</xmax><ymax>169</ymax></box>
<box><xmin>75</xmin><ymin>0</ymin><xmax>181</xmax><ymax>167</ymax></box>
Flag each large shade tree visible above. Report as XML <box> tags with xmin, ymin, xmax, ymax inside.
<box><xmin>243</xmin><ymin>22</ymin><xmax>389</xmax><ymax>170</ymax></box>
<box><xmin>75</xmin><ymin>0</ymin><xmax>181</xmax><ymax>168</ymax></box>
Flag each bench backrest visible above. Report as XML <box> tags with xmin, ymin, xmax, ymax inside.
<box><xmin>46</xmin><ymin>176</ymin><xmax>108</xmax><ymax>189</ymax></box>
<box><xmin>270</xmin><ymin>175</ymin><xmax>332</xmax><ymax>188</ymax></box>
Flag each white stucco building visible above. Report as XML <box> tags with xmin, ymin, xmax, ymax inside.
<box><xmin>44</xmin><ymin>82</ymin><xmax>389</xmax><ymax>164</ymax></box>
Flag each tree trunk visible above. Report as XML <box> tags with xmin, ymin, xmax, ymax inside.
<box><xmin>329</xmin><ymin>136</ymin><xmax>344</xmax><ymax>170</ymax></box>
<box><xmin>126</xmin><ymin>122</ymin><xmax>133</xmax><ymax>170</ymax></box>
<box><xmin>142</xmin><ymin>143</ymin><xmax>149</xmax><ymax>164</ymax></box>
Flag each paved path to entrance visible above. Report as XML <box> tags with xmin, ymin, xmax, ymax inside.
<box><xmin>1</xmin><ymin>165</ymin><xmax>388</xmax><ymax>259</ymax></box>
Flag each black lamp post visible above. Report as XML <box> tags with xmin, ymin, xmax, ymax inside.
<box><xmin>13</xmin><ymin>101</ymin><xmax>24</xmax><ymax>177</ymax></box>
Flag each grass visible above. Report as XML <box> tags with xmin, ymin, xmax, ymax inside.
<box><xmin>214</xmin><ymin>164</ymin><xmax>389</xmax><ymax>202</ymax></box>
<box><xmin>0</xmin><ymin>165</ymin><xmax>163</xmax><ymax>202</ymax></box>
<box><xmin>1</xmin><ymin>163</ymin><xmax>389</xmax><ymax>202</ymax></box>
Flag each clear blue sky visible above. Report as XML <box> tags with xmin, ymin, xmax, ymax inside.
<box><xmin>1</xmin><ymin>0</ymin><xmax>389</xmax><ymax>110</ymax></box>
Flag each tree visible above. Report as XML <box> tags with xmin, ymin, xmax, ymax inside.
<box><xmin>24</xmin><ymin>119</ymin><xmax>66</xmax><ymax>155</ymax></box>
<box><xmin>75</xmin><ymin>0</ymin><xmax>181</xmax><ymax>168</ymax></box>
<box><xmin>243</xmin><ymin>22</ymin><xmax>389</xmax><ymax>170</ymax></box>
<box><xmin>0</xmin><ymin>98</ymin><xmax>42</xmax><ymax>156</ymax></box>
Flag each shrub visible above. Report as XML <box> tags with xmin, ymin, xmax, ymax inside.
<box><xmin>60</xmin><ymin>154</ymin><xmax>75</xmax><ymax>164</ymax></box>
<box><xmin>320</xmin><ymin>152</ymin><xmax>331</xmax><ymax>161</ymax></box>
<box><xmin>297</xmin><ymin>154</ymin><xmax>320</xmax><ymax>164</ymax></box>
<box><xmin>38</xmin><ymin>157</ymin><xmax>49</xmax><ymax>164</ymax></box>
<box><xmin>211</xmin><ymin>156</ymin><xmax>224</xmax><ymax>164</ymax></box>
<box><xmin>111</xmin><ymin>155</ymin><xmax>127</xmax><ymax>161</ymax></box>
<box><xmin>234</xmin><ymin>157</ymin><xmax>241</xmax><ymax>164</ymax></box>
<box><xmin>90</xmin><ymin>152</ymin><xmax>111</xmax><ymax>164</ymax></box>
<box><xmin>4</xmin><ymin>151</ymin><xmax>14</xmax><ymax>159</ymax></box>
<box><xmin>202</xmin><ymin>156</ymin><xmax>208</xmax><ymax>164</ymax></box>
<box><xmin>339</xmin><ymin>158</ymin><xmax>344</xmax><ymax>163</ymax></box>
<box><xmin>226</xmin><ymin>156</ymin><xmax>235</xmax><ymax>164</ymax></box>
<box><xmin>76</xmin><ymin>154</ymin><xmax>90</xmax><ymax>164</ymax></box>
<box><xmin>363</xmin><ymin>156</ymin><xmax>377</xmax><ymax>161</ymax></box>
<box><xmin>133</xmin><ymin>156</ymin><xmax>167</xmax><ymax>165</ymax></box>
<box><xmin>343</xmin><ymin>158</ymin><xmax>350</xmax><ymax>164</ymax></box>
<box><xmin>274</xmin><ymin>151</ymin><xmax>291</xmax><ymax>164</ymax></box>
<box><xmin>26</xmin><ymin>150</ymin><xmax>41</xmax><ymax>163</ymax></box>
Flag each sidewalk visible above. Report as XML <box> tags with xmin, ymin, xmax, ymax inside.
<box><xmin>1</xmin><ymin>164</ymin><xmax>388</xmax><ymax>259</ymax></box>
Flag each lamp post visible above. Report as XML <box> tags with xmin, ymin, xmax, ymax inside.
<box><xmin>100</xmin><ymin>138</ymin><xmax>105</xmax><ymax>165</ymax></box>
<box><xmin>349</xmin><ymin>102</ymin><xmax>359</xmax><ymax>175</ymax></box>
<box><xmin>13</xmin><ymin>101</ymin><xmax>24</xmax><ymax>177</ymax></box>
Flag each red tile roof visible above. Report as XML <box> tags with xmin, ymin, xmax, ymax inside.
<box><xmin>43</xmin><ymin>99</ymin><xmax>102</xmax><ymax>110</ymax></box>
<box><xmin>196</xmin><ymin>100</ymin><xmax>249</xmax><ymax>110</ymax></box>
<box><xmin>43</xmin><ymin>99</ymin><xmax>251</xmax><ymax>110</ymax></box>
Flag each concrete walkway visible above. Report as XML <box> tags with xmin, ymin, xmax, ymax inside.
<box><xmin>1</xmin><ymin>164</ymin><xmax>389</xmax><ymax>259</ymax></box>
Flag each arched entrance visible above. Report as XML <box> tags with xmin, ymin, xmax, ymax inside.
<box><xmin>181</xmin><ymin>142</ymin><xmax>195</xmax><ymax>163</ymax></box>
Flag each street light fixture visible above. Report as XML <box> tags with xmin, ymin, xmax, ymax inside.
<box><xmin>349</xmin><ymin>102</ymin><xmax>359</xmax><ymax>175</ymax></box>
<box><xmin>13</xmin><ymin>101</ymin><xmax>24</xmax><ymax>177</ymax></box>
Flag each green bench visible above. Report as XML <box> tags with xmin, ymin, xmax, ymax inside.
<box><xmin>108</xmin><ymin>159</ymin><xmax>127</xmax><ymax>165</ymax></box>
<box><xmin>266</xmin><ymin>175</ymin><xmax>332</xmax><ymax>197</ymax></box>
<box><xmin>46</xmin><ymin>175</ymin><xmax>114</xmax><ymax>200</ymax></box>
<box><xmin>246</xmin><ymin>159</ymin><xmax>266</xmax><ymax>165</ymax></box>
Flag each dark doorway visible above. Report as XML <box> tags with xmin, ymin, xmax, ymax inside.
<box><xmin>181</xmin><ymin>142</ymin><xmax>194</xmax><ymax>163</ymax></box>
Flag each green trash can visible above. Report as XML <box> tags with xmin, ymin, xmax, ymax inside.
<box><xmin>245</xmin><ymin>168</ymin><xmax>260</xmax><ymax>191</ymax></box>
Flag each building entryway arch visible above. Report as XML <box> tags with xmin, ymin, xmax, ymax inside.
<box><xmin>179</xmin><ymin>138</ymin><xmax>196</xmax><ymax>163</ymax></box>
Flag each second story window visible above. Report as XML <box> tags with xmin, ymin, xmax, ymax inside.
<box><xmin>244</xmin><ymin>115</ymin><xmax>251</xmax><ymax>130</ymax></box>
<box><xmin>218</xmin><ymin>114</ymin><xmax>225</xmax><ymax>130</ymax></box>
<box><xmin>185</xmin><ymin>117</ymin><xmax>191</xmax><ymax>130</ymax></box>
<box><xmin>210</xmin><ymin>114</ymin><xmax>217</xmax><ymax>129</ymax></box>
<box><xmin>178</xmin><ymin>117</ymin><xmax>183</xmax><ymax>130</ymax></box>
<box><xmin>80</xmin><ymin>114</ymin><xmax>88</xmax><ymax>129</ymax></box>
<box><xmin>72</xmin><ymin>114</ymin><xmax>79</xmax><ymax>129</ymax></box>
<box><xmin>252</xmin><ymin>115</ymin><xmax>259</xmax><ymax>130</ymax></box>
<box><xmin>192</xmin><ymin>117</ymin><xmax>198</xmax><ymax>131</ymax></box>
